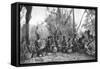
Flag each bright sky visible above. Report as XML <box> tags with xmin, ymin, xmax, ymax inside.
<box><xmin>74</xmin><ymin>9</ymin><xmax>85</xmax><ymax>26</ymax></box>
<box><xmin>29</xmin><ymin>6</ymin><xmax>86</xmax><ymax>32</ymax></box>
<box><xmin>29</xmin><ymin>6</ymin><xmax>49</xmax><ymax>26</ymax></box>
<box><xmin>74</xmin><ymin>9</ymin><xmax>86</xmax><ymax>32</ymax></box>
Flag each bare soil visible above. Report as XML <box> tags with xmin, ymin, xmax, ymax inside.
<box><xmin>21</xmin><ymin>52</ymin><xmax>95</xmax><ymax>64</ymax></box>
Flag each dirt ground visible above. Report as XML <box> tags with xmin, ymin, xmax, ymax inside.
<box><xmin>21</xmin><ymin>52</ymin><xmax>95</xmax><ymax>64</ymax></box>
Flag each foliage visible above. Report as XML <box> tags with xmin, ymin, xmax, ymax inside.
<box><xmin>45</xmin><ymin>8</ymin><xmax>74</xmax><ymax>41</ymax></box>
<box><xmin>81</xmin><ymin>9</ymin><xmax>96</xmax><ymax>56</ymax></box>
<box><xmin>82</xmin><ymin>9</ymin><xmax>95</xmax><ymax>37</ymax></box>
<box><xmin>20</xmin><ymin>6</ymin><xmax>96</xmax><ymax>61</ymax></box>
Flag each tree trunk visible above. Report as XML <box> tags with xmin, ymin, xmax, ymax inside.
<box><xmin>25</xmin><ymin>6</ymin><xmax>32</xmax><ymax>53</ymax></box>
<box><xmin>72</xmin><ymin>9</ymin><xmax>75</xmax><ymax>41</ymax></box>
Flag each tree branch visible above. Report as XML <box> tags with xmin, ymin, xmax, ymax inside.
<box><xmin>76</xmin><ymin>10</ymin><xmax>86</xmax><ymax>32</ymax></box>
<box><xmin>64</xmin><ymin>9</ymin><xmax>73</xmax><ymax>25</ymax></box>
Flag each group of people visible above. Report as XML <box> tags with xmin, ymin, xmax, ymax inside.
<box><xmin>30</xmin><ymin>34</ymin><xmax>77</xmax><ymax>58</ymax></box>
<box><xmin>26</xmin><ymin>30</ymin><xmax>94</xmax><ymax>58</ymax></box>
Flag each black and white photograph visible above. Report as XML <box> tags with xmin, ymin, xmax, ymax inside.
<box><xmin>20</xmin><ymin>4</ymin><xmax>97</xmax><ymax>64</ymax></box>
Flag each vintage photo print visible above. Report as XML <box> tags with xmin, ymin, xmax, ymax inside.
<box><xmin>20</xmin><ymin>5</ymin><xmax>96</xmax><ymax>64</ymax></box>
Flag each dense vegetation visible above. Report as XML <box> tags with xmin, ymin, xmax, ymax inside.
<box><xmin>20</xmin><ymin>6</ymin><xmax>96</xmax><ymax>62</ymax></box>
